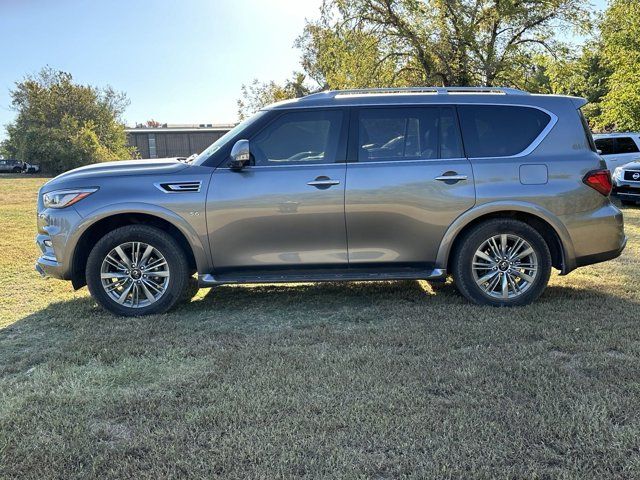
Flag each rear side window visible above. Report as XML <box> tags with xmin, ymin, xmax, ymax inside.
<box><xmin>458</xmin><ymin>105</ymin><xmax>551</xmax><ymax>158</ymax></box>
<box><xmin>358</xmin><ymin>107</ymin><xmax>463</xmax><ymax>162</ymax></box>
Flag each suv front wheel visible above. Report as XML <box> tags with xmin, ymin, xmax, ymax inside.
<box><xmin>452</xmin><ymin>219</ymin><xmax>552</xmax><ymax>306</ymax></box>
<box><xmin>86</xmin><ymin>225</ymin><xmax>189</xmax><ymax>316</ymax></box>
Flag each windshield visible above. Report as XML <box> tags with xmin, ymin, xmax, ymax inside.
<box><xmin>192</xmin><ymin>111</ymin><xmax>268</xmax><ymax>165</ymax></box>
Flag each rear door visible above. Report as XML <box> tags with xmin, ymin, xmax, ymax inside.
<box><xmin>345</xmin><ymin>106</ymin><xmax>475</xmax><ymax>267</ymax></box>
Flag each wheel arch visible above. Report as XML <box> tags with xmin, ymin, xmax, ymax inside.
<box><xmin>437</xmin><ymin>203</ymin><xmax>576</xmax><ymax>275</ymax></box>
<box><xmin>69</xmin><ymin>207</ymin><xmax>206</xmax><ymax>289</ymax></box>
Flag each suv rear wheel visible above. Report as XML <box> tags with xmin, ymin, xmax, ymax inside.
<box><xmin>452</xmin><ymin>219</ymin><xmax>552</xmax><ymax>306</ymax></box>
<box><xmin>86</xmin><ymin>225</ymin><xmax>190</xmax><ymax>316</ymax></box>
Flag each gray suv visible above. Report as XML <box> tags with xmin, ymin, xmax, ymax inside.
<box><xmin>35</xmin><ymin>87</ymin><xmax>626</xmax><ymax>316</ymax></box>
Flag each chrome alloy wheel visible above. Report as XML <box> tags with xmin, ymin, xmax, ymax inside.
<box><xmin>471</xmin><ymin>234</ymin><xmax>539</xmax><ymax>300</ymax></box>
<box><xmin>100</xmin><ymin>242</ymin><xmax>170</xmax><ymax>308</ymax></box>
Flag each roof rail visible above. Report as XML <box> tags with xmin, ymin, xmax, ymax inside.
<box><xmin>302</xmin><ymin>86</ymin><xmax>529</xmax><ymax>100</ymax></box>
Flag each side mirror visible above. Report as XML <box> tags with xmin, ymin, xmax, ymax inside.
<box><xmin>230</xmin><ymin>139</ymin><xmax>251</xmax><ymax>170</ymax></box>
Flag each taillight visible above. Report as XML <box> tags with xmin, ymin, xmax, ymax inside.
<box><xmin>583</xmin><ymin>169</ymin><xmax>612</xmax><ymax>196</ymax></box>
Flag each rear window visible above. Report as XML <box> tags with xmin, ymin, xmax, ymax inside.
<box><xmin>458</xmin><ymin>105</ymin><xmax>551</xmax><ymax>158</ymax></box>
<box><xmin>594</xmin><ymin>137</ymin><xmax>640</xmax><ymax>155</ymax></box>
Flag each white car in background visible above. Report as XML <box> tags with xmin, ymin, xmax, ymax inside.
<box><xmin>593</xmin><ymin>133</ymin><xmax>640</xmax><ymax>171</ymax></box>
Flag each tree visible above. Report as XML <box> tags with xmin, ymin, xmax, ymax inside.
<box><xmin>237</xmin><ymin>73</ymin><xmax>312</xmax><ymax>120</ymax></box>
<box><xmin>595</xmin><ymin>0</ymin><xmax>640</xmax><ymax>131</ymax></box>
<box><xmin>536</xmin><ymin>43</ymin><xmax>611</xmax><ymax>125</ymax></box>
<box><xmin>2</xmin><ymin>67</ymin><xmax>135</xmax><ymax>173</ymax></box>
<box><xmin>297</xmin><ymin>0</ymin><xmax>593</xmax><ymax>90</ymax></box>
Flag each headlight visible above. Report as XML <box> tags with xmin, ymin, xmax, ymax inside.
<box><xmin>42</xmin><ymin>188</ymin><xmax>98</xmax><ymax>209</ymax></box>
<box><xmin>613</xmin><ymin>167</ymin><xmax>623</xmax><ymax>182</ymax></box>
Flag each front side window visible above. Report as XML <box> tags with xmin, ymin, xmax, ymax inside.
<box><xmin>458</xmin><ymin>105</ymin><xmax>551</xmax><ymax>158</ymax></box>
<box><xmin>358</xmin><ymin>107</ymin><xmax>463</xmax><ymax>162</ymax></box>
<box><xmin>250</xmin><ymin>110</ymin><xmax>344</xmax><ymax>166</ymax></box>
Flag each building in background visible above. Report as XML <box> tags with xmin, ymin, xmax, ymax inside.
<box><xmin>126</xmin><ymin>124</ymin><xmax>235</xmax><ymax>159</ymax></box>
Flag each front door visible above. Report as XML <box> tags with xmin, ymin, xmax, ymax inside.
<box><xmin>345</xmin><ymin>106</ymin><xmax>476</xmax><ymax>267</ymax></box>
<box><xmin>207</xmin><ymin>109</ymin><xmax>348</xmax><ymax>271</ymax></box>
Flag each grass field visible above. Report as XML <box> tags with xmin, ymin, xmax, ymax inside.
<box><xmin>1</xmin><ymin>175</ymin><xmax>639</xmax><ymax>479</ymax></box>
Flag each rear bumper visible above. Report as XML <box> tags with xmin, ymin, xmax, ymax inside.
<box><xmin>574</xmin><ymin>235</ymin><xmax>627</xmax><ymax>268</ymax></box>
<box><xmin>560</xmin><ymin>203</ymin><xmax>626</xmax><ymax>273</ymax></box>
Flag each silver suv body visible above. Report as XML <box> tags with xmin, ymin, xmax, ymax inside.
<box><xmin>35</xmin><ymin>87</ymin><xmax>626</xmax><ymax>315</ymax></box>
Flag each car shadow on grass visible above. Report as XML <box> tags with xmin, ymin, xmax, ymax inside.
<box><xmin>1</xmin><ymin>280</ymin><xmax>638</xmax><ymax>378</ymax></box>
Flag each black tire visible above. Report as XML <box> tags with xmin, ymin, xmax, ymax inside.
<box><xmin>86</xmin><ymin>225</ymin><xmax>189</xmax><ymax>316</ymax></box>
<box><xmin>452</xmin><ymin>219</ymin><xmax>552</xmax><ymax>307</ymax></box>
<box><xmin>12</xmin><ymin>167</ymin><xmax>21</xmax><ymax>173</ymax></box>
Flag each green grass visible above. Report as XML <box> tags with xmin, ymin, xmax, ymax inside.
<box><xmin>1</xmin><ymin>175</ymin><xmax>639</xmax><ymax>479</ymax></box>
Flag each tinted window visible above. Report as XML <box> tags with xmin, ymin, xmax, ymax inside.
<box><xmin>458</xmin><ymin>105</ymin><xmax>551</xmax><ymax>158</ymax></box>
<box><xmin>615</xmin><ymin>137</ymin><xmax>639</xmax><ymax>154</ymax></box>
<box><xmin>251</xmin><ymin>110</ymin><xmax>343</xmax><ymax>166</ymax></box>
<box><xmin>358</xmin><ymin>107</ymin><xmax>463</xmax><ymax>162</ymax></box>
<box><xmin>595</xmin><ymin>138</ymin><xmax>615</xmax><ymax>155</ymax></box>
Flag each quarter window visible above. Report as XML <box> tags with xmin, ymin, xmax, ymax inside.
<box><xmin>458</xmin><ymin>105</ymin><xmax>552</xmax><ymax>158</ymax></box>
<box><xmin>358</xmin><ymin>107</ymin><xmax>463</xmax><ymax>162</ymax></box>
<box><xmin>250</xmin><ymin>110</ymin><xmax>344</xmax><ymax>166</ymax></box>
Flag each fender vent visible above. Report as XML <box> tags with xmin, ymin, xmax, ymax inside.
<box><xmin>155</xmin><ymin>181</ymin><xmax>202</xmax><ymax>193</ymax></box>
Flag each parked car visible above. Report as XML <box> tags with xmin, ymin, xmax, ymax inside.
<box><xmin>593</xmin><ymin>132</ymin><xmax>640</xmax><ymax>171</ymax></box>
<box><xmin>0</xmin><ymin>159</ymin><xmax>25</xmax><ymax>173</ymax></box>
<box><xmin>612</xmin><ymin>160</ymin><xmax>640</xmax><ymax>205</ymax></box>
<box><xmin>22</xmin><ymin>162</ymin><xmax>40</xmax><ymax>174</ymax></box>
<box><xmin>35</xmin><ymin>87</ymin><xmax>626</xmax><ymax>316</ymax></box>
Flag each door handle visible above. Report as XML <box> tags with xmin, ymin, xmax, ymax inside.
<box><xmin>435</xmin><ymin>172</ymin><xmax>468</xmax><ymax>184</ymax></box>
<box><xmin>307</xmin><ymin>176</ymin><xmax>340</xmax><ymax>188</ymax></box>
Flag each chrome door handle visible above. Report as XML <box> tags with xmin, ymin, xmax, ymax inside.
<box><xmin>307</xmin><ymin>176</ymin><xmax>340</xmax><ymax>188</ymax></box>
<box><xmin>435</xmin><ymin>174</ymin><xmax>468</xmax><ymax>183</ymax></box>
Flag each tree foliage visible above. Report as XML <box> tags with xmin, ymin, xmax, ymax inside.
<box><xmin>596</xmin><ymin>0</ymin><xmax>640</xmax><ymax>131</ymax></box>
<box><xmin>2</xmin><ymin>67</ymin><xmax>135</xmax><ymax>173</ymax></box>
<box><xmin>237</xmin><ymin>73</ymin><xmax>311</xmax><ymax>120</ymax></box>
<box><xmin>299</xmin><ymin>0</ymin><xmax>592</xmax><ymax>89</ymax></box>
<box><xmin>239</xmin><ymin>0</ymin><xmax>592</xmax><ymax>116</ymax></box>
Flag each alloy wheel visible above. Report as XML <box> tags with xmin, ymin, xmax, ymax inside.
<box><xmin>100</xmin><ymin>241</ymin><xmax>170</xmax><ymax>308</ymax></box>
<box><xmin>471</xmin><ymin>233</ymin><xmax>539</xmax><ymax>300</ymax></box>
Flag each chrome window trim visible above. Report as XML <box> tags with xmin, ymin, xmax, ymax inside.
<box><xmin>228</xmin><ymin>103</ymin><xmax>558</xmax><ymax>166</ymax></box>
<box><xmin>216</xmin><ymin>163</ymin><xmax>345</xmax><ymax>170</ymax></box>
<box><xmin>347</xmin><ymin>102</ymin><xmax>558</xmax><ymax>160</ymax></box>
<box><xmin>347</xmin><ymin>157</ymin><xmax>469</xmax><ymax>166</ymax></box>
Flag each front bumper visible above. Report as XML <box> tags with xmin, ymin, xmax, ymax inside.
<box><xmin>34</xmin><ymin>207</ymin><xmax>84</xmax><ymax>280</ymax></box>
<box><xmin>613</xmin><ymin>184</ymin><xmax>640</xmax><ymax>203</ymax></box>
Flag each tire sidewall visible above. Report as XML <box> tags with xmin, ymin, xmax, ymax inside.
<box><xmin>453</xmin><ymin>219</ymin><xmax>552</xmax><ymax>307</ymax></box>
<box><xmin>86</xmin><ymin>225</ymin><xmax>188</xmax><ymax>316</ymax></box>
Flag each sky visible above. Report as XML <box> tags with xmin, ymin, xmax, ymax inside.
<box><xmin>0</xmin><ymin>0</ymin><xmax>607</xmax><ymax>141</ymax></box>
